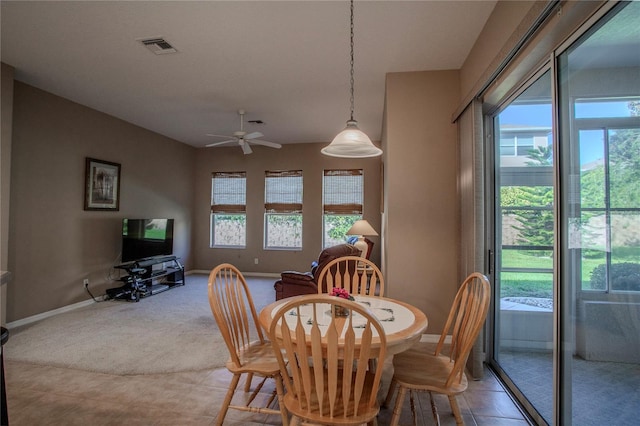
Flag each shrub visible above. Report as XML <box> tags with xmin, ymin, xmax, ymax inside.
<box><xmin>589</xmin><ymin>262</ymin><xmax>640</xmax><ymax>291</ymax></box>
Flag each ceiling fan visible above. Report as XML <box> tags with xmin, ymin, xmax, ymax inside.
<box><xmin>205</xmin><ymin>109</ymin><xmax>282</xmax><ymax>155</ymax></box>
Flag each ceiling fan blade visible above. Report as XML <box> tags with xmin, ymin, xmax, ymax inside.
<box><xmin>205</xmin><ymin>139</ymin><xmax>236</xmax><ymax>147</ymax></box>
<box><xmin>240</xmin><ymin>140</ymin><xmax>253</xmax><ymax>155</ymax></box>
<box><xmin>205</xmin><ymin>133</ymin><xmax>235</xmax><ymax>139</ymax></box>
<box><xmin>244</xmin><ymin>131</ymin><xmax>263</xmax><ymax>140</ymax></box>
<box><xmin>250</xmin><ymin>139</ymin><xmax>282</xmax><ymax>149</ymax></box>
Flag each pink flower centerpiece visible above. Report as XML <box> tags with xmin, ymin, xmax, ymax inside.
<box><xmin>331</xmin><ymin>287</ymin><xmax>355</xmax><ymax>300</ymax></box>
<box><xmin>330</xmin><ymin>287</ymin><xmax>353</xmax><ymax>316</ymax></box>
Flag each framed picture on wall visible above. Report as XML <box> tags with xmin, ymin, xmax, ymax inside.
<box><xmin>84</xmin><ymin>157</ymin><xmax>121</xmax><ymax>211</ymax></box>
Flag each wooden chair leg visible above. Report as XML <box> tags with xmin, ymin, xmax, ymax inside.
<box><xmin>275</xmin><ymin>373</ymin><xmax>289</xmax><ymax>426</ymax></box>
<box><xmin>244</xmin><ymin>372</ymin><xmax>254</xmax><ymax>392</ymax></box>
<box><xmin>389</xmin><ymin>385</ymin><xmax>407</xmax><ymax>426</ymax></box>
<box><xmin>215</xmin><ymin>373</ymin><xmax>241</xmax><ymax>426</ymax></box>
<box><xmin>245</xmin><ymin>375</ymin><xmax>268</xmax><ymax>407</ymax></box>
<box><xmin>430</xmin><ymin>392</ymin><xmax>441</xmax><ymax>426</ymax></box>
<box><xmin>409</xmin><ymin>390</ymin><xmax>417</xmax><ymax>426</ymax></box>
<box><xmin>382</xmin><ymin>376</ymin><xmax>397</xmax><ymax>408</ymax></box>
<box><xmin>448</xmin><ymin>394</ymin><xmax>464</xmax><ymax>425</ymax></box>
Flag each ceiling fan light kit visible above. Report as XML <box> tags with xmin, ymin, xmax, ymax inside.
<box><xmin>322</xmin><ymin>0</ymin><xmax>382</xmax><ymax>159</ymax></box>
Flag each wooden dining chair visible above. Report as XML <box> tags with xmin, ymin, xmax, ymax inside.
<box><xmin>383</xmin><ymin>272</ymin><xmax>491</xmax><ymax>426</ymax></box>
<box><xmin>208</xmin><ymin>263</ymin><xmax>289</xmax><ymax>426</ymax></box>
<box><xmin>269</xmin><ymin>294</ymin><xmax>388</xmax><ymax>426</ymax></box>
<box><xmin>317</xmin><ymin>256</ymin><xmax>385</xmax><ymax>297</ymax></box>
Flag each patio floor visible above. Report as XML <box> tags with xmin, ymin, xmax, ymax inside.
<box><xmin>497</xmin><ymin>349</ymin><xmax>640</xmax><ymax>425</ymax></box>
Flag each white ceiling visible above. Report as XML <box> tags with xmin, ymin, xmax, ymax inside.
<box><xmin>1</xmin><ymin>1</ymin><xmax>497</xmax><ymax>148</ymax></box>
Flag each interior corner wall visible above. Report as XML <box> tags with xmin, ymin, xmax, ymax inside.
<box><xmin>1</xmin><ymin>62</ymin><xmax>15</xmax><ymax>326</ymax></box>
<box><xmin>7</xmin><ymin>82</ymin><xmax>196</xmax><ymax>323</ymax></box>
<box><xmin>383</xmin><ymin>70</ymin><xmax>461</xmax><ymax>333</ymax></box>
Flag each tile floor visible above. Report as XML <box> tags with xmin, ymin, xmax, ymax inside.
<box><xmin>4</xmin><ymin>357</ymin><xmax>530</xmax><ymax>425</ymax></box>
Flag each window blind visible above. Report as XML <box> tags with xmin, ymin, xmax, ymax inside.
<box><xmin>211</xmin><ymin>171</ymin><xmax>246</xmax><ymax>213</ymax></box>
<box><xmin>265</xmin><ymin>170</ymin><xmax>303</xmax><ymax>213</ymax></box>
<box><xmin>323</xmin><ymin>169</ymin><xmax>363</xmax><ymax>214</ymax></box>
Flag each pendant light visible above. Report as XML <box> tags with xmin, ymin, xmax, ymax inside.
<box><xmin>321</xmin><ymin>0</ymin><xmax>382</xmax><ymax>158</ymax></box>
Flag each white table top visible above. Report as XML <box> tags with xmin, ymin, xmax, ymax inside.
<box><xmin>259</xmin><ymin>294</ymin><xmax>428</xmax><ymax>356</ymax></box>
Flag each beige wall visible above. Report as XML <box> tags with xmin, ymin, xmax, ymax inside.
<box><xmin>193</xmin><ymin>143</ymin><xmax>381</xmax><ymax>274</ymax></box>
<box><xmin>383</xmin><ymin>70</ymin><xmax>461</xmax><ymax>333</ymax></box>
<box><xmin>7</xmin><ymin>82</ymin><xmax>195</xmax><ymax>322</ymax></box>
<box><xmin>459</xmin><ymin>0</ymin><xmax>537</xmax><ymax>102</ymax></box>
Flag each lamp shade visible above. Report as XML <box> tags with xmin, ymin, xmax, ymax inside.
<box><xmin>346</xmin><ymin>219</ymin><xmax>378</xmax><ymax>236</ymax></box>
<box><xmin>321</xmin><ymin>120</ymin><xmax>383</xmax><ymax>158</ymax></box>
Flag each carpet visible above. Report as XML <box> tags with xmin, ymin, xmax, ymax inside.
<box><xmin>4</xmin><ymin>274</ymin><xmax>276</xmax><ymax>376</ymax></box>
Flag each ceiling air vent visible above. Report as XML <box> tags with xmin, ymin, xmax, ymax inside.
<box><xmin>140</xmin><ymin>37</ymin><xmax>177</xmax><ymax>55</ymax></box>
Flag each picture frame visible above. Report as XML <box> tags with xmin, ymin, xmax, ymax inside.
<box><xmin>84</xmin><ymin>157</ymin><xmax>121</xmax><ymax>211</ymax></box>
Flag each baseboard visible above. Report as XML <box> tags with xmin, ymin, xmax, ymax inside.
<box><xmin>243</xmin><ymin>272</ymin><xmax>280</xmax><ymax>278</ymax></box>
<box><xmin>8</xmin><ymin>269</ymin><xmax>278</xmax><ymax>329</ymax></box>
<box><xmin>420</xmin><ymin>333</ymin><xmax>451</xmax><ymax>343</ymax></box>
<box><xmin>189</xmin><ymin>270</ymin><xmax>280</xmax><ymax>278</ymax></box>
<box><xmin>6</xmin><ymin>297</ymin><xmax>100</xmax><ymax>330</ymax></box>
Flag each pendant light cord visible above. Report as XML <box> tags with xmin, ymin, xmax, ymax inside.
<box><xmin>321</xmin><ymin>0</ymin><xmax>382</xmax><ymax>157</ymax></box>
<box><xmin>349</xmin><ymin>0</ymin><xmax>355</xmax><ymax>122</ymax></box>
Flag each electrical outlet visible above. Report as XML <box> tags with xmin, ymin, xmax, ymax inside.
<box><xmin>254</xmin><ymin>258</ymin><xmax>259</xmax><ymax>265</ymax></box>
<box><xmin>83</xmin><ymin>278</ymin><xmax>89</xmax><ymax>287</ymax></box>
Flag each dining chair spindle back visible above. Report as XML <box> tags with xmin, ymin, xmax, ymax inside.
<box><xmin>318</xmin><ymin>256</ymin><xmax>385</xmax><ymax>297</ymax></box>
<box><xmin>383</xmin><ymin>272</ymin><xmax>491</xmax><ymax>426</ymax></box>
<box><xmin>269</xmin><ymin>294</ymin><xmax>387</xmax><ymax>425</ymax></box>
<box><xmin>208</xmin><ymin>263</ymin><xmax>289</xmax><ymax>426</ymax></box>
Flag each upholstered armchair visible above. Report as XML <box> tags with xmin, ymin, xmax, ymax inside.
<box><xmin>273</xmin><ymin>243</ymin><xmax>361</xmax><ymax>300</ymax></box>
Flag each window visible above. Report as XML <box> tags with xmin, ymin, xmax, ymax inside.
<box><xmin>575</xmin><ymin>116</ymin><xmax>640</xmax><ymax>292</ymax></box>
<box><xmin>499</xmin><ymin>128</ymin><xmax>551</xmax><ymax>166</ymax></box>
<box><xmin>323</xmin><ymin>169</ymin><xmax>363</xmax><ymax>248</ymax></box>
<box><xmin>264</xmin><ymin>170</ymin><xmax>303</xmax><ymax>249</ymax></box>
<box><xmin>211</xmin><ymin>171</ymin><xmax>246</xmax><ymax>248</ymax></box>
<box><xmin>500</xmin><ymin>134</ymin><xmax>534</xmax><ymax>156</ymax></box>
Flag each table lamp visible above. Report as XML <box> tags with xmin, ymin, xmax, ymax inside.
<box><xmin>346</xmin><ymin>219</ymin><xmax>378</xmax><ymax>259</ymax></box>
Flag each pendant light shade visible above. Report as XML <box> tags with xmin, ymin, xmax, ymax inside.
<box><xmin>322</xmin><ymin>0</ymin><xmax>382</xmax><ymax>158</ymax></box>
<box><xmin>321</xmin><ymin>120</ymin><xmax>383</xmax><ymax>158</ymax></box>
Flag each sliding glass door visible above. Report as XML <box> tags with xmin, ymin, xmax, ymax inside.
<box><xmin>491</xmin><ymin>70</ymin><xmax>554</xmax><ymax>425</ymax></box>
<box><xmin>557</xmin><ymin>3</ymin><xmax>640</xmax><ymax>423</ymax></box>
<box><xmin>488</xmin><ymin>2</ymin><xmax>640</xmax><ymax>424</ymax></box>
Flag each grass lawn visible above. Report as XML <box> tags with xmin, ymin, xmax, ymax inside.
<box><xmin>499</xmin><ymin>247</ymin><xmax>640</xmax><ymax>298</ymax></box>
<box><xmin>500</xmin><ymin>272</ymin><xmax>553</xmax><ymax>298</ymax></box>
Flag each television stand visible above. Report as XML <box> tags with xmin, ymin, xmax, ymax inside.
<box><xmin>108</xmin><ymin>255</ymin><xmax>185</xmax><ymax>302</ymax></box>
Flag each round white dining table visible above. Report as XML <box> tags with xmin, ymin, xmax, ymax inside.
<box><xmin>259</xmin><ymin>294</ymin><xmax>428</xmax><ymax>356</ymax></box>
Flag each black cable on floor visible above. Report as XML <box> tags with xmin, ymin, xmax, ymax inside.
<box><xmin>85</xmin><ymin>284</ymin><xmax>105</xmax><ymax>302</ymax></box>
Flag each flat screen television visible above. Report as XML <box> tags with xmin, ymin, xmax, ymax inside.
<box><xmin>121</xmin><ymin>218</ymin><xmax>174</xmax><ymax>262</ymax></box>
